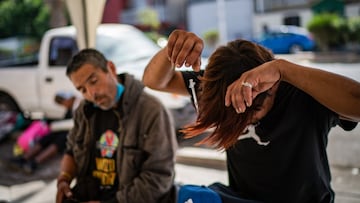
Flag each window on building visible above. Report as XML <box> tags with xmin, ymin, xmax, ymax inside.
<box><xmin>284</xmin><ymin>16</ymin><xmax>300</xmax><ymax>26</ymax></box>
<box><xmin>255</xmin><ymin>0</ymin><xmax>312</xmax><ymax>12</ymax></box>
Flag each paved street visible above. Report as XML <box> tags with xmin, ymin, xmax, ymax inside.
<box><xmin>1</xmin><ymin>123</ymin><xmax>360</xmax><ymax>203</ymax></box>
<box><xmin>1</xmin><ymin>145</ymin><xmax>360</xmax><ymax>203</ymax></box>
<box><xmin>0</xmin><ymin>162</ymin><xmax>228</xmax><ymax>203</ymax></box>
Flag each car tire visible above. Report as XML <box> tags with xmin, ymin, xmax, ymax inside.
<box><xmin>289</xmin><ymin>44</ymin><xmax>303</xmax><ymax>54</ymax></box>
<box><xmin>0</xmin><ymin>93</ymin><xmax>20</xmax><ymax>113</ymax></box>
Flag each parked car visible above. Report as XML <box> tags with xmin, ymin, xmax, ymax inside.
<box><xmin>0</xmin><ymin>24</ymin><xmax>195</xmax><ymax>131</ymax></box>
<box><xmin>254</xmin><ymin>25</ymin><xmax>315</xmax><ymax>54</ymax></box>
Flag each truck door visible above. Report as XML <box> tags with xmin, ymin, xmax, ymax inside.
<box><xmin>39</xmin><ymin>36</ymin><xmax>79</xmax><ymax>119</ymax></box>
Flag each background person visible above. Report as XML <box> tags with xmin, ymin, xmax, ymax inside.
<box><xmin>56</xmin><ymin>48</ymin><xmax>178</xmax><ymax>203</ymax></box>
<box><xmin>143</xmin><ymin>30</ymin><xmax>360</xmax><ymax>203</ymax></box>
<box><xmin>10</xmin><ymin>92</ymin><xmax>79</xmax><ymax>174</ymax></box>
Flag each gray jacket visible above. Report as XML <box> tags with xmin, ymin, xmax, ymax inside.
<box><xmin>66</xmin><ymin>73</ymin><xmax>178</xmax><ymax>203</ymax></box>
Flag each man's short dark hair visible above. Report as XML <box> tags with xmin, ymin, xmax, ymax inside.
<box><xmin>66</xmin><ymin>48</ymin><xmax>108</xmax><ymax>77</ymax></box>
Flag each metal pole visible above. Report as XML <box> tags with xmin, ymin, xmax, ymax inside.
<box><xmin>217</xmin><ymin>0</ymin><xmax>227</xmax><ymax>45</ymax></box>
<box><xmin>82</xmin><ymin>0</ymin><xmax>88</xmax><ymax>48</ymax></box>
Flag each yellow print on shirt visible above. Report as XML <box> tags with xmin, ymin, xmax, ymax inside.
<box><xmin>95</xmin><ymin>157</ymin><xmax>115</xmax><ymax>172</ymax></box>
<box><xmin>93</xmin><ymin>157</ymin><xmax>116</xmax><ymax>185</ymax></box>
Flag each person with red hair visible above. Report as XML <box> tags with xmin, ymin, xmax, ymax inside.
<box><xmin>143</xmin><ymin>30</ymin><xmax>360</xmax><ymax>203</ymax></box>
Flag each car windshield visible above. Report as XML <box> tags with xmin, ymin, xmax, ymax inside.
<box><xmin>96</xmin><ymin>28</ymin><xmax>160</xmax><ymax>67</ymax></box>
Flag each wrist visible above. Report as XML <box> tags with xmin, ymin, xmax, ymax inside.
<box><xmin>272</xmin><ymin>59</ymin><xmax>286</xmax><ymax>82</ymax></box>
<box><xmin>57</xmin><ymin>179</ymin><xmax>69</xmax><ymax>189</ymax></box>
<box><xmin>57</xmin><ymin>171</ymin><xmax>72</xmax><ymax>185</ymax></box>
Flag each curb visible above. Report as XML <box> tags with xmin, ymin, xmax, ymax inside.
<box><xmin>276</xmin><ymin>52</ymin><xmax>360</xmax><ymax>63</ymax></box>
<box><xmin>176</xmin><ymin>147</ymin><xmax>227</xmax><ymax>170</ymax></box>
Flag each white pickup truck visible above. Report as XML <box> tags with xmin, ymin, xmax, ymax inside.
<box><xmin>0</xmin><ymin>24</ymin><xmax>194</xmax><ymax>128</ymax></box>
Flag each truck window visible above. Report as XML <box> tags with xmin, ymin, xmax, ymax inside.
<box><xmin>0</xmin><ymin>37</ymin><xmax>39</xmax><ymax>67</ymax></box>
<box><xmin>49</xmin><ymin>37</ymin><xmax>78</xmax><ymax>66</ymax></box>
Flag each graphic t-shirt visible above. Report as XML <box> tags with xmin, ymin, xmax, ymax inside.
<box><xmin>91</xmin><ymin>107</ymin><xmax>120</xmax><ymax>201</ymax></box>
<box><xmin>181</xmin><ymin>71</ymin><xmax>357</xmax><ymax>203</ymax></box>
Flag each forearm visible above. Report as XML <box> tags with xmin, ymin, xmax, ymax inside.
<box><xmin>57</xmin><ymin>153</ymin><xmax>77</xmax><ymax>184</ymax></box>
<box><xmin>143</xmin><ymin>48</ymin><xmax>189</xmax><ymax>95</ymax></box>
<box><xmin>278</xmin><ymin>59</ymin><xmax>360</xmax><ymax>121</ymax></box>
<box><xmin>143</xmin><ymin>48</ymin><xmax>174</xmax><ymax>89</ymax></box>
<box><xmin>56</xmin><ymin>154</ymin><xmax>77</xmax><ymax>203</ymax></box>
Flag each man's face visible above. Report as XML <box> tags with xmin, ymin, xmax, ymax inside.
<box><xmin>69</xmin><ymin>63</ymin><xmax>118</xmax><ymax>110</ymax></box>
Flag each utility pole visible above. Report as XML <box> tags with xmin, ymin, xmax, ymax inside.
<box><xmin>216</xmin><ymin>0</ymin><xmax>227</xmax><ymax>45</ymax></box>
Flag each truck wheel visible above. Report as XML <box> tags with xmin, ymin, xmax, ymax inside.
<box><xmin>0</xmin><ymin>93</ymin><xmax>20</xmax><ymax>113</ymax></box>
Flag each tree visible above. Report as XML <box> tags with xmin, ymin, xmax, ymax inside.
<box><xmin>203</xmin><ymin>29</ymin><xmax>219</xmax><ymax>47</ymax></box>
<box><xmin>347</xmin><ymin>17</ymin><xmax>360</xmax><ymax>44</ymax></box>
<box><xmin>0</xmin><ymin>0</ymin><xmax>50</xmax><ymax>40</ymax></box>
<box><xmin>45</xmin><ymin>0</ymin><xmax>68</xmax><ymax>28</ymax></box>
<box><xmin>307</xmin><ymin>13</ymin><xmax>360</xmax><ymax>52</ymax></box>
<box><xmin>307</xmin><ymin>13</ymin><xmax>344</xmax><ymax>51</ymax></box>
<box><xmin>137</xmin><ymin>7</ymin><xmax>160</xmax><ymax>31</ymax></box>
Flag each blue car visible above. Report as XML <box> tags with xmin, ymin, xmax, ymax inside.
<box><xmin>255</xmin><ymin>25</ymin><xmax>315</xmax><ymax>54</ymax></box>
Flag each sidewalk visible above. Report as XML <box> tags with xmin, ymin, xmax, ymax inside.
<box><xmin>176</xmin><ymin>147</ymin><xmax>360</xmax><ymax>203</ymax></box>
<box><xmin>0</xmin><ymin>147</ymin><xmax>228</xmax><ymax>203</ymax></box>
<box><xmin>1</xmin><ymin>123</ymin><xmax>360</xmax><ymax>203</ymax></box>
<box><xmin>1</xmin><ymin>146</ymin><xmax>360</xmax><ymax>203</ymax></box>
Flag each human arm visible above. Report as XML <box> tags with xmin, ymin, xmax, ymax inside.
<box><xmin>225</xmin><ymin>59</ymin><xmax>360</xmax><ymax>121</ymax></box>
<box><xmin>56</xmin><ymin>153</ymin><xmax>77</xmax><ymax>203</ymax></box>
<box><xmin>142</xmin><ymin>29</ymin><xmax>204</xmax><ymax>95</ymax></box>
<box><xmin>55</xmin><ymin>105</ymin><xmax>84</xmax><ymax>203</ymax></box>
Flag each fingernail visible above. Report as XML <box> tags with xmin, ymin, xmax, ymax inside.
<box><xmin>176</xmin><ymin>64</ymin><xmax>181</xmax><ymax>68</ymax></box>
<box><xmin>236</xmin><ymin>108</ymin><xmax>242</xmax><ymax>114</ymax></box>
<box><xmin>185</xmin><ymin>63</ymin><xmax>190</xmax><ymax>67</ymax></box>
<box><xmin>66</xmin><ymin>191</ymin><xmax>72</xmax><ymax>197</ymax></box>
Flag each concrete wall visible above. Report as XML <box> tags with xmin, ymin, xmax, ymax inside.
<box><xmin>345</xmin><ymin>3</ymin><xmax>360</xmax><ymax>17</ymax></box>
<box><xmin>187</xmin><ymin>0</ymin><xmax>253</xmax><ymax>41</ymax></box>
<box><xmin>252</xmin><ymin>3</ymin><xmax>360</xmax><ymax>38</ymax></box>
<box><xmin>187</xmin><ymin>0</ymin><xmax>253</xmax><ymax>56</ymax></box>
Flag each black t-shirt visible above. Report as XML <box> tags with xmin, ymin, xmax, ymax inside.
<box><xmin>181</xmin><ymin>71</ymin><xmax>357</xmax><ymax>203</ymax></box>
<box><xmin>88</xmin><ymin>107</ymin><xmax>120</xmax><ymax>201</ymax></box>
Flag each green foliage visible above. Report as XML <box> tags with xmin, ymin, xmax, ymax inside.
<box><xmin>0</xmin><ymin>0</ymin><xmax>50</xmax><ymax>40</ymax></box>
<box><xmin>203</xmin><ymin>29</ymin><xmax>219</xmax><ymax>46</ymax></box>
<box><xmin>307</xmin><ymin>13</ymin><xmax>344</xmax><ymax>51</ymax></box>
<box><xmin>347</xmin><ymin>17</ymin><xmax>360</xmax><ymax>43</ymax></box>
<box><xmin>307</xmin><ymin>13</ymin><xmax>360</xmax><ymax>51</ymax></box>
<box><xmin>137</xmin><ymin>7</ymin><xmax>160</xmax><ymax>30</ymax></box>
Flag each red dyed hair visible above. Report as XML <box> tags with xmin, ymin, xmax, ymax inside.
<box><xmin>181</xmin><ymin>39</ymin><xmax>274</xmax><ymax>150</ymax></box>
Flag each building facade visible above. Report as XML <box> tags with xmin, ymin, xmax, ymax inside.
<box><xmin>252</xmin><ymin>0</ymin><xmax>360</xmax><ymax>37</ymax></box>
<box><xmin>102</xmin><ymin>0</ymin><xmax>360</xmax><ymax>45</ymax></box>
